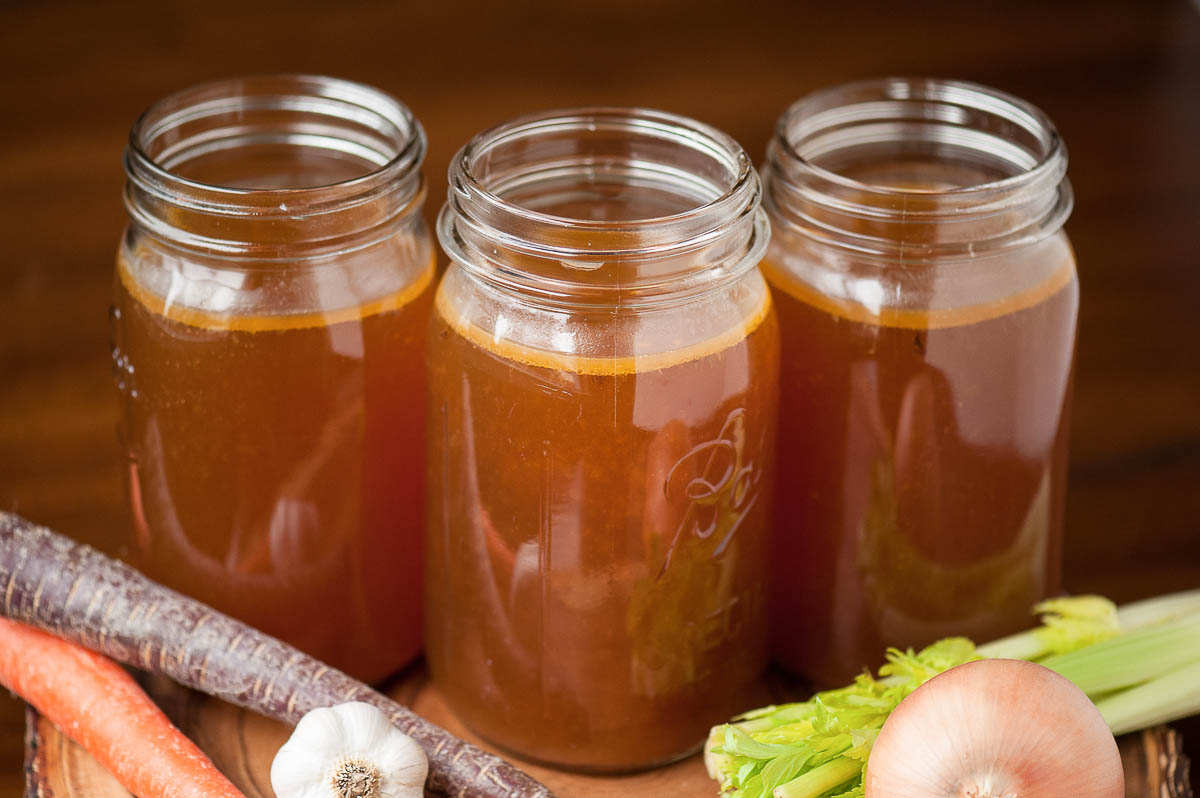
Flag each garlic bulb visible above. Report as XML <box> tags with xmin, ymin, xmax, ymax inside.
<box><xmin>271</xmin><ymin>702</ymin><xmax>428</xmax><ymax>798</ymax></box>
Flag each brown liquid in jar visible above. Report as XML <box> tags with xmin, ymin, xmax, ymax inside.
<box><xmin>112</xmin><ymin>255</ymin><xmax>434</xmax><ymax>683</ymax></box>
<box><xmin>764</xmin><ymin>157</ymin><xmax>1079</xmax><ymax>685</ymax></box>
<box><xmin>425</xmin><ymin>286</ymin><xmax>779</xmax><ymax>770</ymax></box>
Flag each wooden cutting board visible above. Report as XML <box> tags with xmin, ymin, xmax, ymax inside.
<box><xmin>22</xmin><ymin>665</ymin><xmax>1194</xmax><ymax>798</ymax></box>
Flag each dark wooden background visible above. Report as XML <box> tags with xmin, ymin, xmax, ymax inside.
<box><xmin>2</xmin><ymin>0</ymin><xmax>1198</xmax><ymax>794</ymax></box>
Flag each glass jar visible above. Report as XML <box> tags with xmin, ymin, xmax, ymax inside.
<box><xmin>426</xmin><ymin>108</ymin><xmax>779</xmax><ymax>771</ymax></box>
<box><xmin>111</xmin><ymin>75</ymin><xmax>434</xmax><ymax>683</ymax></box>
<box><xmin>762</xmin><ymin>78</ymin><xmax>1078</xmax><ymax>686</ymax></box>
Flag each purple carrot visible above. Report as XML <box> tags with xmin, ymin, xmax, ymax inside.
<box><xmin>0</xmin><ymin>511</ymin><xmax>553</xmax><ymax>798</ymax></box>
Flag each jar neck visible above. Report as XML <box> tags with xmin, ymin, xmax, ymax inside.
<box><xmin>763</xmin><ymin>77</ymin><xmax>1073</xmax><ymax>261</ymax></box>
<box><xmin>124</xmin><ymin>75</ymin><xmax>426</xmax><ymax>261</ymax></box>
<box><xmin>438</xmin><ymin>107</ymin><xmax>768</xmax><ymax>309</ymax></box>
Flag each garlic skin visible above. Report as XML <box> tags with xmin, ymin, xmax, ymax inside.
<box><xmin>864</xmin><ymin>658</ymin><xmax>1124</xmax><ymax>798</ymax></box>
<box><xmin>271</xmin><ymin>702</ymin><xmax>428</xmax><ymax>798</ymax></box>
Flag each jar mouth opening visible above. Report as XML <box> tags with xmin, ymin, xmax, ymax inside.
<box><xmin>448</xmin><ymin>107</ymin><xmax>758</xmax><ymax>246</ymax></box>
<box><xmin>439</xmin><ymin>107</ymin><xmax>767</xmax><ymax>306</ymax></box>
<box><xmin>774</xmin><ymin>77</ymin><xmax>1066</xmax><ymax>202</ymax></box>
<box><xmin>126</xmin><ymin>74</ymin><xmax>426</xmax><ymax>218</ymax></box>
<box><xmin>764</xmin><ymin>77</ymin><xmax>1073</xmax><ymax>259</ymax></box>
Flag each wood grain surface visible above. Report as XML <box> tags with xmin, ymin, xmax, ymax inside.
<box><xmin>19</xmin><ymin>669</ymin><xmax>1196</xmax><ymax>798</ymax></box>
<box><xmin>2</xmin><ymin>0</ymin><xmax>1199</xmax><ymax>795</ymax></box>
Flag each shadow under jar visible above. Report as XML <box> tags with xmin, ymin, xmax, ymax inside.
<box><xmin>427</xmin><ymin>108</ymin><xmax>779</xmax><ymax>771</ymax></box>
<box><xmin>111</xmin><ymin>75</ymin><xmax>434</xmax><ymax>683</ymax></box>
<box><xmin>762</xmin><ymin>78</ymin><xmax>1078</xmax><ymax>687</ymax></box>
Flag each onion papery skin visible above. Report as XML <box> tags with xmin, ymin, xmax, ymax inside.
<box><xmin>863</xmin><ymin>658</ymin><xmax>1124</xmax><ymax>798</ymax></box>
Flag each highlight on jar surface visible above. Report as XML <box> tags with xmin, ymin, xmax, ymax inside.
<box><xmin>760</xmin><ymin>78</ymin><xmax>1078</xmax><ymax>687</ymax></box>
<box><xmin>426</xmin><ymin>107</ymin><xmax>780</xmax><ymax>771</ymax></box>
<box><xmin>111</xmin><ymin>75</ymin><xmax>435</xmax><ymax>683</ymax></box>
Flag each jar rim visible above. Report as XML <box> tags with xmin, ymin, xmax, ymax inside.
<box><xmin>764</xmin><ymin>77</ymin><xmax>1073</xmax><ymax>259</ymax></box>
<box><xmin>773</xmin><ymin>76</ymin><xmax>1067</xmax><ymax>202</ymax></box>
<box><xmin>126</xmin><ymin>74</ymin><xmax>426</xmax><ymax>220</ymax></box>
<box><xmin>452</xmin><ymin>106</ymin><xmax>757</xmax><ymax>236</ymax></box>
<box><xmin>438</xmin><ymin>107</ymin><xmax>767</xmax><ymax>307</ymax></box>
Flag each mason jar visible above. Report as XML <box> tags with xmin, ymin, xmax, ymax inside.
<box><xmin>426</xmin><ymin>108</ymin><xmax>779</xmax><ymax>770</ymax></box>
<box><xmin>761</xmin><ymin>78</ymin><xmax>1078</xmax><ymax>686</ymax></box>
<box><xmin>112</xmin><ymin>75</ymin><xmax>433</xmax><ymax>683</ymax></box>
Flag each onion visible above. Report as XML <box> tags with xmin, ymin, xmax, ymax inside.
<box><xmin>864</xmin><ymin>658</ymin><xmax>1124</xmax><ymax>798</ymax></box>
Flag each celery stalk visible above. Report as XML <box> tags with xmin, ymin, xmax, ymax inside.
<box><xmin>772</xmin><ymin>753</ymin><xmax>868</xmax><ymax>796</ymax></box>
<box><xmin>976</xmin><ymin>588</ymin><xmax>1200</xmax><ymax>662</ymax></box>
<box><xmin>773</xmin><ymin>757</ymin><xmax>862</xmax><ymax>798</ymax></box>
<box><xmin>1042</xmin><ymin>614</ymin><xmax>1200</xmax><ymax>694</ymax></box>
<box><xmin>707</xmin><ymin>590</ymin><xmax>1200</xmax><ymax>798</ymax></box>
<box><xmin>1113</xmin><ymin>588</ymin><xmax>1200</xmax><ymax>629</ymax></box>
<box><xmin>1095</xmin><ymin>659</ymin><xmax>1200</xmax><ymax>735</ymax></box>
<box><xmin>973</xmin><ymin>629</ymin><xmax>1048</xmax><ymax>661</ymax></box>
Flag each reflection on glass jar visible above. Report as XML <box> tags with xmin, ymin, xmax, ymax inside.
<box><xmin>762</xmin><ymin>78</ymin><xmax>1078</xmax><ymax>687</ymax></box>
<box><xmin>112</xmin><ymin>75</ymin><xmax>433</xmax><ymax>683</ymax></box>
<box><xmin>426</xmin><ymin>108</ymin><xmax>779</xmax><ymax>771</ymax></box>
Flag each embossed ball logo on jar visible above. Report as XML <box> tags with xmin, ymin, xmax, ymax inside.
<box><xmin>627</xmin><ymin>407</ymin><xmax>769</xmax><ymax>697</ymax></box>
<box><xmin>661</xmin><ymin>408</ymin><xmax>762</xmax><ymax>572</ymax></box>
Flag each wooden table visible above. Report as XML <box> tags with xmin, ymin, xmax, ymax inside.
<box><xmin>2</xmin><ymin>0</ymin><xmax>1199</xmax><ymax>794</ymax></box>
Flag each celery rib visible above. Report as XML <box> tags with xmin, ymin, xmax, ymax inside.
<box><xmin>1042</xmin><ymin>614</ymin><xmax>1200</xmax><ymax>694</ymax></box>
<box><xmin>1114</xmin><ymin>588</ymin><xmax>1200</xmax><ymax>629</ymax></box>
<box><xmin>773</xmin><ymin>756</ymin><xmax>861</xmax><ymax>798</ymax></box>
<box><xmin>1095</xmin><ymin>659</ymin><xmax>1200</xmax><ymax>736</ymax></box>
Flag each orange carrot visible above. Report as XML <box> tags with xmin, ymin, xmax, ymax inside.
<box><xmin>0</xmin><ymin>617</ymin><xmax>245</xmax><ymax>798</ymax></box>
